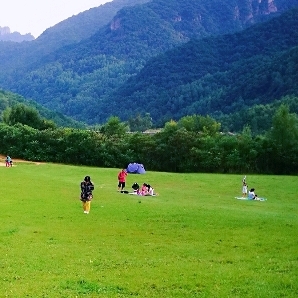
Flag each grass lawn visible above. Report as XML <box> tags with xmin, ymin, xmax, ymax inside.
<box><xmin>0</xmin><ymin>161</ymin><xmax>297</xmax><ymax>297</ymax></box>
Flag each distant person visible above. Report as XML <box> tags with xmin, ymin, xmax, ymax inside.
<box><xmin>242</xmin><ymin>181</ymin><xmax>248</xmax><ymax>198</ymax></box>
<box><xmin>147</xmin><ymin>184</ymin><xmax>155</xmax><ymax>196</ymax></box>
<box><xmin>5</xmin><ymin>155</ymin><xmax>12</xmax><ymax>167</ymax></box>
<box><xmin>248</xmin><ymin>188</ymin><xmax>258</xmax><ymax>200</ymax></box>
<box><xmin>130</xmin><ymin>182</ymin><xmax>157</xmax><ymax>196</ymax></box>
<box><xmin>117</xmin><ymin>169</ymin><xmax>128</xmax><ymax>192</ymax></box>
<box><xmin>80</xmin><ymin>176</ymin><xmax>94</xmax><ymax>214</ymax></box>
<box><xmin>131</xmin><ymin>182</ymin><xmax>140</xmax><ymax>195</ymax></box>
<box><xmin>132</xmin><ymin>182</ymin><xmax>139</xmax><ymax>191</ymax></box>
<box><xmin>140</xmin><ymin>183</ymin><xmax>149</xmax><ymax>196</ymax></box>
<box><xmin>140</xmin><ymin>183</ymin><xmax>156</xmax><ymax>196</ymax></box>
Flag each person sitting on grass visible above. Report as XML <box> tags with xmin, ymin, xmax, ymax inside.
<box><xmin>248</xmin><ymin>188</ymin><xmax>258</xmax><ymax>200</ymax></box>
<box><xmin>130</xmin><ymin>182</ymin><xmax>157</xmax><ymax>196</ymax></box>
<box><xmin>145</xmin><ymin>183</ymin><xmax>155</xmax><ymax>196</ymax></box>
<box><xmin>140</xmin><ymin>183</ymin><xmax>157</xmax><ymax>196</ymax></box>
<box><xmin>131</xmin><ymin>182</ymin><xmax>140</xmax><ymax>194</ymax></box>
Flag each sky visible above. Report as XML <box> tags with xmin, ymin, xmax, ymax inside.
<box><xmin>0</xmin><ymin>0</ymin><xmax>111</xmax><ymax>38</ymax></box>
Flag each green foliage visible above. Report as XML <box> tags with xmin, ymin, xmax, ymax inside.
<box><xmin>0</xmin><ymin>89</ymin><xmax>84</xmax><ymax>128</ymax></box>
<box><xmin>128</xmin><ymin>113</ymin><xmax>152</xmax><ymax>132</ymax></box>
<box><xmin>100</xmin><ymin>116</ymin><xmax>128</xmax><ymax>136</ymax></box>
<box><xmin>0</xmin><ymin>105</ymin><xmax>297</xmax><ymax>174</ymax></box>
<box><xmin>267</xmin><ymin>104</ymin><xmax>298</xmax><ymax>173</ymax></box>
<box><xmin>270</xmin><ymin>104</ymin><xmax>298</xmax><ymax>144</ymax></box>
<box><xmin>3</xmin><ymin>104</ymin><xmax>56</xmax><ymax>130</ymax></box>
<box><xmin>218</xmin><ymin>95</ymin><xmax>298</xmax><ymax>134</ymax></box>
<box><xmin>177</xmin><ymin>114</ymin><xmax>221</xmax><ymax>136</ymax></box>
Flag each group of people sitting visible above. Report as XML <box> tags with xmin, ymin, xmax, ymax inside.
<box><xmin>119</xmin><ymin>182</ymin><xmax>157</xmax><ymax>196</ymax></box>
<box><xmin>131</xmin><ymin>182</ymin><xmax>156</xmax><ymax>196</ymax></box>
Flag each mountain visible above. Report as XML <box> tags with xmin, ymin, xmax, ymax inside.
<box><xmin>0</xmin><ymin>26</ymin><xmax>34</xmax><ymax>42</ymax></box>
<box><xmin>0</xmin><ymin>0</ymin><xmax>297</xmax><ymax>125</ymax></box>
<box><xmin>0</xmin><ymin>0</ymin><xmax>149</xmax><ymax>71</ymax></box>
<box><xmin>37</xmin><ymin>0</ymin><xmax>151</xmax><ymax>48</ymax></box>
<box><xmin>109</xmin><ymin>8</ymin><xmax>298</xmax><ymax>124</ymax></box>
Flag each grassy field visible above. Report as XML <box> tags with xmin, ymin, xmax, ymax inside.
<box><xmin>0</xmin><ymin>161</ymin><xmax>297</xmax><ymax>297</ymax></box>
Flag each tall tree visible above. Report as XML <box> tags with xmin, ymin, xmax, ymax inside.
<box><xmin>128</xmin><ymin>113</ymin><xmax>152</xmax><ymax>132</ymax></box>
<box><xmin>100</xmin><ymin>116</ymin><xmax>128</xmax><ymax>136</ymax></box>
<box><xmin>268</xmin><ymin>104</ymin><xmax>298</xmax><ymax>173</ymax></box>
<box><xmin>2</xmin><ymin>104</ymin><xmax>56</xmax><ymax>130</ymax></box>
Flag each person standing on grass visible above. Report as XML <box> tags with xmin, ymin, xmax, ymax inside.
<box><xmin>242</xmin><ymin>181</ymin><xmax>248</xmax><ymax>197</ymax></box>
<box><xmin>80</xmin><ymin>176</ymin><xmax>94</xmax><ymax>214</ymax></box>
<box><xmin>117</xmin><ymin>168</ymin><xmax>128</xmax><ymax>192</ymax></box>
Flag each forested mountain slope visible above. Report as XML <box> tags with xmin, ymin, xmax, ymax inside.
<box><xmin>0</xmin><ymin>0</ymin><xmax>297</xmax><ymax>125</ymax></box>
<box><xmin>36</xmin><ymin>0</ymin><xmax>151</xmax><ymax>49</ymax></box>
<box><xmin>0</xmin><ymin>89</ymin><xmax>84</xmax><ymax>128</ymax></box>
<box><xmin>110</xmin><ymin>8</ymin><xmax>298</xmax><ymax>124</ymax></box>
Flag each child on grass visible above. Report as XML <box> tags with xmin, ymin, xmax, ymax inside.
<box><xmin>80</xmin><ymin>176</ymin><xmax>94</xmax><ymax>214</ymax></box>
<box><xmin>242</xmin><ymin>181</ymin><xmax>248</xmax><ymax>197</ymax></box>
<box><xmin>117</xmin><ymin>169</ymin><xmax>128</xmax><ymax>192</ymax></box>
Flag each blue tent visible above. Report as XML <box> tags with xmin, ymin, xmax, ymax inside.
<box><xmin>126</xmin><ymin>163</ymin><xmax>146</xmax><ymax>174</ymax></box>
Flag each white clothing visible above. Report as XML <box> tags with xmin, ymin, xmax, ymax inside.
<box><xmin>248</xmin><ymin>191</ymin><xmax>255</xmax><ymax>199</ymax></box>
<box><xmin>242</xmin><ymin>185</ymin><xmax>247</xmax><ymax>194</ymax></box>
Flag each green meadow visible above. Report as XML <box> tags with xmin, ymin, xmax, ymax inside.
<box><xmin>0</xmin><ymin>161</ymin><xmax>297</xmax><ymax>297</ymax></box>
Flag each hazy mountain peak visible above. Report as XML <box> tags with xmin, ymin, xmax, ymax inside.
<box><xmin>0</xmin><ymin>26</ymin><xmax>35</xmax><ymax>42</ymax></box>
<box><xmin>0</xmin><ymin>26</ymin><xmax>11</xmax><ymax>35</ymax></box>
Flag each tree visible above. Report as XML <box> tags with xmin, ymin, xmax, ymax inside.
<box><xmin>128</xmin><ymin>113</ymin><xmax>152</xmax><ymax>132</ymax></box>
<box><xmin>268</xmin><ymin>104</ymin><xmax>298</xmax><ymax>173</ymax></box>
<box><xmin>100</xmin><ymin>116</ymin><xmax>128</xmax><ymax>136</ymax></box>
<box><xmin>178</xmin><ymin>114</ymin><xmax>221</xmax><ymax>136</ymax></box>
<box><xmin>237</xmin><ymin>125</ymin><xmax>258</xmax><ymax>172</ymax></box>
<box><xmin>2</xmin><ymin>104</ymin><xmax>56</xmax><ymax>130</ymax></box>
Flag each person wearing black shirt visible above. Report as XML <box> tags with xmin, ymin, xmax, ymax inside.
<box><xmin>80</xmin><ymin>176</ymin><xmax>94</xmax><ymax>214</ymax></box>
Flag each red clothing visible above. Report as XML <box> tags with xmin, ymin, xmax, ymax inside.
<box><xmin>118</xmin><ymin>170</ymin><xmax>127</xmax><ymax>182</ymax></box>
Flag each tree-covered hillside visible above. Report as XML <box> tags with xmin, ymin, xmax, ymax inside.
<box><xmin>110</xmin><ymin>8</ymin><xmax>298</xmax><ymax>125</ymax></box>
<box><xmin>0</xmin><ymin>0</ymin><xmax>297</xmax><ymax>126</ymax></box>
<box><xmin>36</xmin><ymin>0</ymin><xmax>151</xmax><ymax>48</ymax></box>
<box><xmin>0</xmin><ymin>89</ymin><xmax>84</xmax><ymax>128</ymax></box>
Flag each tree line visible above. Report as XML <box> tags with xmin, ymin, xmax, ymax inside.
<box><xmin>0</xmin><ymin>103</ymin><xmax>297</xmax><ymax>175</ymax></box>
